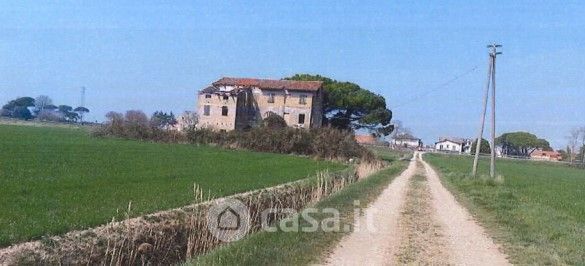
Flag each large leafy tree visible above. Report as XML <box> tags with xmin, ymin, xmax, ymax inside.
<box><xmin>74</xmin><ymin>106</ymin><xmax>90</xmax><ymax>123</ymax></box>
<box><xmin>470</xmin><ymin>138</ymin><xmax>491</xmax><ymax>155</ymax></box>
<box><xmin>496</xmin><ymin>132</ymin><xmax>552</xmax><ymax>157</ymax></box>
<box><xmin>58</xmin><ymin>105</ymin><xmax>73</xmax><ymax>113</ymax></box>
<box><xmin>150</xmin><ymin>111</ymin><xmax>177</xmax><ymax>129</ymax></box>
<box><xmin>11</xmin><ymin>97</ymin><xmax>35</xmax><ymax>108</ymax></box>
<box><xmin>285</xmin><ymin>74</ymin><xmax>393</xmax><ymax>136</ymax></box>
<box><xmin>58</xmin><ymin>105</ymin><xmax>79</xmax><ymax>122</ymax></box>
<box><xmin>1</xmin><ymin>97</ymin><xmax>35</xmax><ymax>119</ymax></box>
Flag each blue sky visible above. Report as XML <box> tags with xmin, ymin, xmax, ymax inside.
<box><xmin>1</xmin><ymin>0</ymin><xmax>584</xmax><ymax>148</ymax></box>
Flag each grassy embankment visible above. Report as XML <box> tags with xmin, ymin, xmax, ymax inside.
<box><xmin>188</xmin><ymin>148</ymin><xmax>410</xmax><ymax>265</ymax></box>
<box><xmin>0</xmin><ymin>125</ymin><xmax>344</xmax><ymax>247</ymax></box>
<box><xmin>425</xmin><ymin>153</ymin><xmax>585</xmax><ymax>265</ymax></box>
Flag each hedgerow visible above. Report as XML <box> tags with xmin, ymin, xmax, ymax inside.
<box><xmin>92</xmin><ymin>111</ymin><xmax>373</xmax><ymax>161</ymax></box>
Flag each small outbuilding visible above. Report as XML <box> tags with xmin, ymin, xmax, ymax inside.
<box><xmin>530</xmin><ymin>150</ymin><xmax>562</xmax><ymax>161</ymax></box>
<box><xmin>434</xmin><ymin>137</ymin><xmax>471</xmax><ymax>153</ymax></box>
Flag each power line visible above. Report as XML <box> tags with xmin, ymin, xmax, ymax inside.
<box><xmin>390</xmin><ymin>65</ymin><xmax>479</xmax><ymax>109</ymax></box>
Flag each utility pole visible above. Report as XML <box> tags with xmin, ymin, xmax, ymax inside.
<box><xmin>472</xmin><ymin>44</ymin><xmax>501</xmax><ymax>178</ymax></box>
<box><xmin>472</xmin><ymin>55</ymin><xmax>492</xmax><ymax>177</ymax></box>
<box><xmin>489</xmin><ymin>45</ymin><xmax>500</xmax><ymax>178</ymax></box>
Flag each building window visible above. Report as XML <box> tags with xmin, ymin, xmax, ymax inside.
<box><xmin>205</xmin><ymin>94</ymin><xmax>212</xmax><ymax>99</ymax></box>
<box><xmin>298</xmin><ymin>114</ymin><xmax>305</xmax><ymax>124</ymax></box>
<box><xmin>299</xmin><ymin>95</ymin><xmax>307</xmax><ymax>105</ymax></box>
<box><xmin>268</xmin><ymin>93</ymin><xmax>275</xmax><ymax>103</ymax></box>
<box><xmin>223</xmin><ymin>95</ymin><xmax>229</xmax><ymax>100</ymax></box>
<box><xmin>203</xmin><ymin>105</ymin><xmax>210</xmax><ymax>116</ymax></box>
<box><xmin>221</xmin><ymin>106</ymin><xmax>228</xmax><ymax>116</ymax></box>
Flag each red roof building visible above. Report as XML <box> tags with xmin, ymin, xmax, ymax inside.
<box><xmin>355</xmin><ymin>134</ymin><xmax>378</xmax><ymax>145</ymax></box>
<box><xmin>530</xmin><ymin>150</ymin><xmax>562</xmax><ymax>161</ymax></box>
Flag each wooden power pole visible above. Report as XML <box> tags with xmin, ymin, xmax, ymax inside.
<box><xmin>472</xmin><ymin>44</ymin><xmax>501</xmax><ymax>178</ymax></box>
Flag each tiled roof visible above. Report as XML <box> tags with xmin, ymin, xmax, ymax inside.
<box><xmin>355</xmin><ymin>134</ymin><xmax>377</xmax><ymax>144</ymax></box>
<box><xmin>530</xmin><ymin>150</ymin><xmax>561</xmax><ymax>157</ymax></box>
<box><xmin>213</xmin><ymin>77</ymin><xmax>323</xmax><ymax>92</ymax></box>
<box><xmin>436</xmin><ymin>137</ymin><xmax>468</xmax><ymax>145</ymax></box>
<box><xmin>394</xmin><ymin>133</ymin><xmax>419</xmax><ymax>140</ymax></box>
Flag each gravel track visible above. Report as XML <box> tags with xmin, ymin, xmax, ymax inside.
<box><xmin>324</xmin><ymin>152</ymin><xmax>510</xmax><ymax>265</ymax></box>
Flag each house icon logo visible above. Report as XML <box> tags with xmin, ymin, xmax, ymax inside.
<box><xmin>217</xmin><ymin>206</ymin><xmax>241</xmax><ymax>230</ymax></box>
<box><xmin>206</xmin><ymin>198</ymin><xmax>250</xmax><ymax>242</ymax></box>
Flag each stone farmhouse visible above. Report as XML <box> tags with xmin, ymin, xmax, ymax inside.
<box><xmin>197</xmin><ymin>77</ymin><xmax>324</xmax><ymax>131</ymax></box>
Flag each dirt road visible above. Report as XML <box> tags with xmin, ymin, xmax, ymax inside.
<box><xmin>324</xmin><ymin>152</ymin><xmax>510</xmax><ymax>265</ymax></box>
<box><xmin>325</xmin><ymin>153</ymin><xmax>418</xmax><ymax>265</ymax></box>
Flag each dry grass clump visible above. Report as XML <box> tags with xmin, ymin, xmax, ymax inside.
<box><xmin>356</xmin><ymin>160</ymin><xmax>387</xmax><ymax>179</ymax></box>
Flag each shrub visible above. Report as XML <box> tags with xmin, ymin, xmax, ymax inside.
<box><xmin>105</xmin><ymin>112</ymin><xmax>124</xmax><ymax>136</ymax></box>
<box><xmin>186</xmin><ymin>127</ymin><xmax>224</xmax><ymax>145</ymax></box>
<box><xmin>261</xmin><ymin>113</ymin><xmax>287</xmax><ymax>129</ymax></box>
<box><xmin>124</xmin><ymin>110</ymin><xmax>150</xmax><ymax>140</ymax></box>
<box><xmin>94</xmin><ymin>110</ymin><xmax>373</xmax><ymax>161</ymax></box>
<box><xmin>37</xmin><ymin>110</ymin><xmax>62</xmax><ymax>122</ymax></box>
<box><xmin>311</xmin><ymin>127</ymin><xmax>366</xmax><ymax>160</ymax></box>
<box><xmin>184</xmin><ymin>126</ymin><xmax>373</xmax><ymax>161</ymax></box>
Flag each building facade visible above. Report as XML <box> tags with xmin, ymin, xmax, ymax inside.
<box><xmin>392</xmin><ymin>133</ymin><xmax>422</xmax><ymax>149</ymax></box>
<box><xmin>435</xmin><ymin>137</ymin><xmax>472</xmax><ymax>153</ymax></box>
<box><xmin>197</xmin><ymin>77</ymin><xmax>324</xmax><ymax>131</ymax></box>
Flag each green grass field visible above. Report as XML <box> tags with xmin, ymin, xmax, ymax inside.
<box><xmin>0</xmin><ymin>125</ymin><xmax>343</xmax><ymax>247</ymax></box>
<box><xmin>369</xmin><ymin>146</ymin><xmax>411</xmax><ymax>163</ymax></box>
<box><xmin>425</xmin><ymin>153</ymin><xmax>585</xmax><ymax>264</ymax></box>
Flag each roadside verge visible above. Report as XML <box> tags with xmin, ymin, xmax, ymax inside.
<box><xmin>187</xmin><ymin>155</ymin><xmax>410</xmax><ymax>265</ymax></box>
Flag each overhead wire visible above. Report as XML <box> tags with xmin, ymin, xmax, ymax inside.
<box><xmin>390</xmin><ymin>65</ymin><xmax>479</xmax><ymax>109</ymax></box>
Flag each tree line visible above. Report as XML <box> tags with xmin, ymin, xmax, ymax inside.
<box><xmin>100</xmin><ymin>110</ymin><xmax>187</xmax><ymax>140</ymax></box>
<box><xmin>1</xmin><ymin>95</ymin><xmax>89</xmax><ymax>123</ymax></box>
<box><xmin>496</xmin><ymin>132</ymin><xmax>552</xmax><ymax>157</ymax></box>
<box><xmin>483</xmin><ymin>130</ymin><xmax>585</xmax><ymax>164</ymax></box>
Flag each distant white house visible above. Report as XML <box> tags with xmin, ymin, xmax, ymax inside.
<box><xmin>392</xmin><ymin>133</ymin><xmax>422</xmax><ymax>149</ymax></box>
<box><xmin>435</xmin><ymin>137</ymin><xmax>471</xmax><ymax>153</ymax></box>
